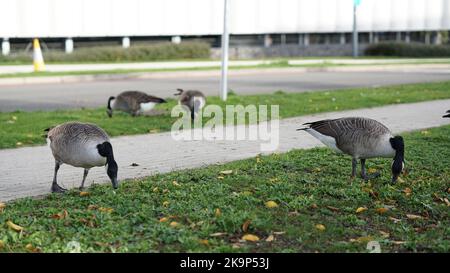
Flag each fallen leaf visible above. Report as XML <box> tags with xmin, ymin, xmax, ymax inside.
<box><xmin>198</xmin><ymin>239</ymin><xmax>209</xmax><ymax>246</ymax></box>
<box><xmin>0</xmin><ymin>203</ymin><xmax>5</xmax><ymax>209</ymax></box>
<box><xmin>217</xmin><ymin>176</ymin><xmax>225</xmax><ymax>180</ymax></box>
<box><xmin>273</xmin><ymin>231</ymin><xmax>285</xmax><ymax>235</ymax></box>
<box><xmin>7</xmin><ymin>220</ymin><xmax>24</xmax><ymax>232</ymax></box>
<box><xmin>11</xmin><ymin>116</ymin><xmax>17</xmax><ymax>121</ymax></box>
<box><xmin>379</xmin><ymin>231</ymin><xmax>390</xmax><ymax>238</ymax></box>
<box><xmin>162</xmin><ymin>201</ymin><xmax>170</xmax><ymax>207</ymax></box>
<box><xmin>376</xmin><ymin>207</ymin><xmax>389</xmax><ymax>214</ymax></box>
<box><xmin>397</xmin><ymin>177</ymin><xmax>405</xmax><ymax>183</ymax></box>
<box><xmin>392</xmin><ymin>241</ymin><xmax>406</xmax><ymax>245</ymax></box>
<box><xmin>0</xmin><ymin>240</ymin><xmax>4</xmax><ymax>249</ymax></box>
<box><xmin>269</xmin><ymin>178</ymin><xmax>279</xmax><ymax>183</ymax></box>
<box><xmin>170</xmin><ymin>221</ymin><xmax>179</xmax><ymax>227</ymax></box>
<box><xmin>444</xmin><ymin>198</ymin><xmax>450</xmax><ymax>207</ymax></box>
<box><xmin>351</xmin><ymin>236</ymin><xmax>373</xmax><ymax>243</ymax></box>
<box><xmin>421</xmin><ymin>130</ymin><xmax>430</xmax><ymax>135</ymax></box>
<box><xmin>265</xmin><ymin>235</ymin><xmax>275</xmax><ymax>242</ymax></box>
<box><xmin>242</xmin><ymin>234</ymin><xmax>260</xmax><ymax>242</ymax></box>
<box><xmin>256</xmin><ymin>157</ymin><xmax>261</xmax><ymax>163</ymax></box>
<box><xmin>152</xmin><ymin>187</ymin><xmax>159</xmax><ymax>193</ymax></box>
<box><xmin>368</xmin><ymin>168</ymin><xmax>378</xmax><ymax>174</ymax></box>
<box><xmin>87</xmin><ymin>205</ymin><xmax>98</xmax><ymax>210</ymax></box>
<box><xmin>403</xmin><ymin>187</ymin><xmax>412</xmax><ymax>196</ymax></box>
<box><xmin>149</xmin><ymin>129</ymin><xmax>160</xmax><ymax>134</ymax></box>
<box><xmin>25</xmin><ymin>244</ymin><xmax>40</xmax><ymax>253</ymax></box>
<box><xmin>327</xmin><ymin>206</ymin><xmax>340</xmax><ymax>212</ymax></box>
<box><xmin>310</xmin><ymin>204</ymin><xmax>318</xmax><ymax>209</ymax></box>
<box><xmin>16</xmin><ymin>142</ymin><xmax>23</xmax><ymax>146</ymax></box>
<box><xmin>51</xmin><ymin>210</ymin><xmax>68</xmax><ymax>220</ymax></box>
<box><xmin>172</xmin><ymin>181</ymin><xmax>181</xmax><ymax>187</ymax></box>
<box><xmin>315</xmin><ymin>224</ymin><xmax>326</xmax><ymax>231</ymax></box>
<box><xmin>356</xmin><ymin>207</ymin><xmax>368</xmax><ymax>213</ymax></box>
<box><xmin>265</xmin><ymin>201</ymin><xmax>278</xmax><ymax>208</ymax></box>
<box><xmin>209</xmin><ymin>232</ymin><xmax>227</xmax><ymax>237</ymax></box>
<box><xmin>162</xmin><ymin>189</ymin><xmax>169</xmax><ymax>194</ymax></box>
<box><xmin>389</xmin><ymin>217</ymin><xmax>401</xmax><ymax>223</ymax></box>
<box><xmin>79</xmin><ymin>191</ymin><xmax>90</xmax><ymax>197</ymax></box>
<box><xmin>232</xmin><ymin>243</ymin><xmax>241</xmax><ymax>249</ymax></box>
<box><xmin>159</xmin><ymin>217</ymin><xmax>169</xmax><ymax>223</ymax></box>
<box><xmin>215</xmin><ymin>208</ymin><xmax>221</xmax><ymax>217</ymax></box>
<box><xmin>98</xmin><ymin>207</ymin><xmax>114</xmax><ymax>213</ymax></box>
<box><xmin>220</xmin><ymin>170</ymin><xmax>233</xmax><ymax>175</ymax></box>
<box><xmin>406</xmin><ymin>214</ymin><xmax>423</xmax><ymax>220</ymax></box>
<box><xmin>242</xmin><ymin>220</ymin><xmax>251</xmax><ymax>232</ymax></box>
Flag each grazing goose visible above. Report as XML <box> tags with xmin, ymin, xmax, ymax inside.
<box><xmin>298</xmin><ymin>117</ymin><xmax>404</xmax><ymax>182</ymax></box>
<box><xmin>45</xmin><ymin>122</ymin><xmax>118</xmax><ymax>193</ymax></box>
<box><xmin>107</xmin><ymin>91</ymin><xmax>167</xmax><ymax>117</ymax></box>
<box><xmin>443</xmin><ymin>110</ymin><xmax>450</xmax><ymax>118</ymax></box>
<box><xmin>174</xmin><ymin>89</ymin><xmax>206</xmax><ymax>120</ymax></box>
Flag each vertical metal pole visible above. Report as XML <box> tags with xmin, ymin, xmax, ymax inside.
<box><xmin>220</xmin><ymin>0</ymin><xmax>230</xmax><ymax>101</ymax></box>
<box><xmin>352</xmin><ymin>3</ymin><xmax>358</xmax><ymax>58</ymax></box>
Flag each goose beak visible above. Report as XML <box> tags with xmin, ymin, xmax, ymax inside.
<box><xmin>112</xmin><ymin>178</ymin><xmax>119</xmax><ymax>189</ymax></box>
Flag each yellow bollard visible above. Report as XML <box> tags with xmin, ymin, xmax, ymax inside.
<box><xmin>33</xmin><ymin>38</ymin><xmax>45</xmax><ymax>72</ymax></box>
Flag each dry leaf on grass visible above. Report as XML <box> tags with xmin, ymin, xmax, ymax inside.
<box><xmin>327</xmin><ymin>206</ymin><xmax>340</xmax><ymax>212</ymax></box>
<box><xmin>273</xmin><ymin>231</ymin><xmax>285</xmax><ymax>235</ymax></box>
<box><xmin>220</xmin><ymin>170</ymin><xmax>233</xmax><ymax>175</ymax></box>
<box><xmin>162</xmin><ymin>201</ymin><xmax>170</xmax><ymax>207</ymax></box>
<box><xmin>403</xmin><ymin>187</ymin><xmax>412</xmax><ymax>196</ymax></box>
<box><xmin>376</xmin><ymin>207</ymin><xmax>389</xmax><ymax>214</ymax></box>
<box><xmin>170</xmin><ymin>221</ymin><xmax>179</xmax><ymax>227</ymax></box>
<box><xmin>315</xmin><ymin>224</ymin><xmax>326</xmax><ymax>231</ymax></box>
<box><xmin>265</xmin><ymin>235</ymin><xmax>275</xmax><ymax>242</ymax></box>
<box><xmin>6</xmin><ymin>220</ymin><xmax>24</xmax><ymax>232</ymax></box>
<box><xmin>215</xmin><ymin>208</ymin><xmax>222</xmax><ymax>217</ymax></box>
<box><xmin>242</xmin><ymin>220</ymin><xmax>251</xmax><ymax>232</ymax></box>
<box><xmin>0</xmin><ymin>203</ymin><xmax>6</xmax><ymax>209</ymax></box>
<box><xmin>25</xmin><ymin>244</ymin><xmax>41</xmax><ymax>253</ymax></box>
<box><xmin>389</xmin><ymin>217</ymin><xmax>401</xmax><ymax>223</ymax></box>
<box><xmin>98</xmin><ymin>207</ymin><xmax>114</xmax><ymax>213</ymax></box>
<box><xmin>406</xmin><ymin>214</ymin><xmax>423</xmax><ymax>220</ymax></box>
<box><xmin>172</xmin><ymin>181</ymin><xmax>181</xmax><ymax>187</ymax></box>
<box><xmin>79</xmin><ymin>191</ymin><xmax>90</xmax><ymax>197</ymax></box>
<box><xmin>159</xmin><ymin>217</ymin><xmax>169</xmax><ymax>223</ymax></box>
<box><xmin>356</xmin><ymin>207</ymin><xmax>368</xmax><ymax>213</ymax></box>
<box><xmin>242</xmin><ymin>234</ymin><xmax>260</xmax><ymax>242</ymax></box>
<box><xmin>0</xmin><ymin>240</ymin><xmax>4</xmax><ymax>249</ymax></box>
<box><xmin>209</xmin><ymin>232</ymin><xmax>227</xmax><ymax>237</ymax></box>
<box><xmin>265</xmin><ymin>201</ymin><xmax>278</xmax><ymax>208</ymax></box>
<box><xmin>51</xmin><ymin>210</ymin><xmax>68</xmax><ymax>220</ymax></box>
<box><xmin>198</xmin><ymin>239</ymin><xmax>209</xmax><ymax>246</ymax></box>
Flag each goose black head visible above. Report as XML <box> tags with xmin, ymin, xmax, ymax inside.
<box><xmin>97</xmin><ymin>142</ymin><xmax>119</xmax><ymax>189</ymax></box>
<box><xmin>390</xmin><ymin>136</ymin><xmax>405</xmax><ymax>183</ymax></box>
<box><xmin>107</xmin><ymin>96</ymin><xmax>115</xmax><ymax>118</ymax></box>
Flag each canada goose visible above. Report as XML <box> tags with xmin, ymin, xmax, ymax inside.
<box><xmin>443</xmin><ymin>110</ymin><xmax>450</xmax><ymax>118</ymax></box>
<box><xmin>298</xmin><ymin>117</ymin><xmax>404</xmax><ymax>183</ymax></box>
<box><xmin>107</xmin><ymin>91</ymin><xmax>167</xmax><ymax>117</ymax></box>
<box><xmin>174</xmin><ymin>89</ymin><xmax>206</xmax><ymax>120</ymax></box>
<box><xmin>45</xmin><ymin>122</ymin><xmax>118</xmax><ymax>193</ymax></box>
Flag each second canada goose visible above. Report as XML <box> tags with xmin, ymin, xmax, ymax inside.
<box><xmin>443</xmin><ymin>110</ymin><xmax>450</xmax><ymax>118</ymax></box>
<box><xmin>107</xmin><ymin>91</ymin><xmax>167</xmax><ymax>117</ymax></box>
<box><xmin>298</xmin><ymin>117</ymin><xmax>404</xmax><ymax>182</ymax></box>
<box><xmin>174</xmin><ymin>89</ymin><xmax>206</xmax><ymax>120</ymax></box>
<box><xmin>45</xmin><ymin>122</ymin><xmax>118</xmax><ymax>193</ymax></box>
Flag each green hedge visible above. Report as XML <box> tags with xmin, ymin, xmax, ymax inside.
<box><xmin>0</xmin><ymin>42</ymin><xmax>211</xmax><ymax>63</ymax></box>
<box><xmin>365</xmin><ymin>42</ymin><xmax>450</xmax><ymax>57</ymax></box>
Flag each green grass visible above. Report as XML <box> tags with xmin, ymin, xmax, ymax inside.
<box><xmin>1</xmin><ymin>125</ymin><xmax>449</xmax><ymax>253</ymax></box>
<box><xmin>1</xmin><ymin>81</ymin><xmax>450</xmax><ymax>150</ymax></box>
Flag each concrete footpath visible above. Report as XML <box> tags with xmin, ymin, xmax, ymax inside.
<box><xmin>1</xmin><ymin>99</ymin><xmax>449</xmax><ymax>202</ymax></box>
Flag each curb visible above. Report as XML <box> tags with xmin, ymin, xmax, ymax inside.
<box><xmin>0</xmin><ymin>63</ymin><xmax>449</xmax><ymax>86</ymax></box>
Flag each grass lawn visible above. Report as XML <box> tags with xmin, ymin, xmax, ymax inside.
<box><xmin>0</xmin><ymin>125</ymin><xmax>449</xmax><ymax>253</ymax></box>
<box><xmin>1</xmin><ymin>81</ymin><xmax>450</xmax><ymax>150</ymax></box>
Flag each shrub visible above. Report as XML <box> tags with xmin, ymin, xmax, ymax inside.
<box><xmin>365</xmin><ymin>42</ymin><xmax>450</xmax><ymax>57</ymax></box>
<box><xmin>0</xmin><ymin>42</ymin><xmax>211</xmax><ymax>63</ymax></box>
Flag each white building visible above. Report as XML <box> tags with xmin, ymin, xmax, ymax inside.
<box><xmin>1</xmin><ymin>0</ymin><xmax>449</xmax><ymax>54</ymax></box>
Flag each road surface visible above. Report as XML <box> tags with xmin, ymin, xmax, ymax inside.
<box><xmin>0</xmin><ymin>67</ymin><xmax>449</xmax><ymax>112</ymax></box>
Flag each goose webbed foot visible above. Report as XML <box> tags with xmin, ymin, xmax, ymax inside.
<box><xmin>51</xmin><ymin>183</ymin><xmax>67</xmax><ymax>193</ymax></box>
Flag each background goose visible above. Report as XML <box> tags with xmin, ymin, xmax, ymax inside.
<box><xmin>45</xmin><ymin>122</ymin><xmax>118</xmax><ymax>193</ymax></box>
<box><xmin>443</xmin><ymin>110</ymin><xmax>450</xmax><ymax>118</ymax></box>
<box><xmin>298</xmin><ymin>117</ymin><xmax>404</xmax><ymax>182</ymax></box>
<box><xmin>174</xmin><ymin>89</ymin><xmax>206</xmax><ymax>120</ymax></box>
<box><xmin>107</xmin><ymin>90</ymin><xmax>167</xmax><ymax>117</ymax></box>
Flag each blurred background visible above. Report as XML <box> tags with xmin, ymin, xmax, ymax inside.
<box><xmin>1</xmin><ymin>0</ymin><xmax>449</xmax><ymax>61</ymax></box>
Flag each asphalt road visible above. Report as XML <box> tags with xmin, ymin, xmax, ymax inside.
<box><xmin>1</xmin><ymin>68</ymin><xmax>449</xmax><ymax>112</ymax></box>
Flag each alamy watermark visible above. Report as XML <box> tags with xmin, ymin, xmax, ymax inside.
<box><xmin>170</xmin><ymin>104</ymin><xmax>280</xmax><ymax>152</ymax></box>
